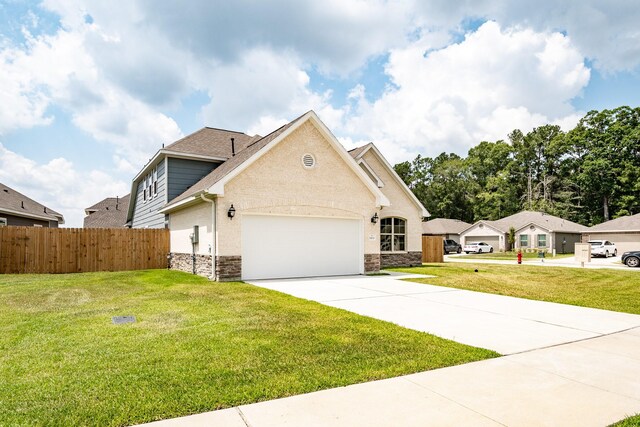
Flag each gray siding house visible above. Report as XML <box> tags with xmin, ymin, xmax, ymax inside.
<box><xmin>459</xmin><ymin>211</ymin><xmax>587</xmax><ymax>253</ymax></box>
<box><xmin>0</xmin><ymin>182</ymin><xmax>64</xmax><ymax>227</ymax></box>
<box><xmin>127</xmin><ymin>128</ymin><xmax>258</xmax><ymax>228</ymax></box>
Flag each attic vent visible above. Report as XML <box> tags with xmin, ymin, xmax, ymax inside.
<box><xmin>302</xmin><ymin>154</ymin><xmax>316</xmax><ymax>169</ymax></box>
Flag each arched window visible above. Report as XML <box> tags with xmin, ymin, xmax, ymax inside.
<box><xmin>380</xmin><ymin>217</ymin><xmax>406</xmax><ymax>252</ymax></box>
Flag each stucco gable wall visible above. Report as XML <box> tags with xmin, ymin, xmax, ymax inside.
<box><xmin>515</xmin><ymin>224</ymin><xmax>552</xmax><ymax>250</ymax></box>
<box><xmin>216</xmin><ymin>121</ymin><xmax>379</xmax><ymax>256</ymax></box>
<box><xmin>360</xmin><ymin>151</ymin><xmax>423</xmax><ymax>252</ymax></box>
<box><xmin>460</xmin><ymin>223</ymin><xmax>506</xmax><ymax>249</ymax></box>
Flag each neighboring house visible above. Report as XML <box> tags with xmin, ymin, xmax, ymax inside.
<box><xmin>422</xmin><ymin>218</ymin><xmax>472</xmax><ymax>243</ymax></box>
<box><xmin>0</xmin><ymin>183</ymin><xmax>64</xmax><ymax>227</ymax></box>
<box><xmin>460</xmin><ymin>211</ymin><xmax>587</xmax><ymax>253</ymax></box>
<box><xmin>582</xmin><ymin>213</ymin><xmax>640</xmax><ymax>253</ymax></box>
<box><xmin>83</xmin><ymin>194</ymin><xmax>131</xmax><ymax>228</ymax></box>
<box><xmin>156</xmin><ymin>110</ymin><xmax>429</xmax><ymax>281</ymax></box>
<box><xmin>126</xmin><ymin>127</ymin><xmax>260</xmax><ymax>228</ymax></box>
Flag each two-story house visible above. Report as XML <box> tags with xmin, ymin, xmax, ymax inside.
<box><xmin>126</xmin><ymin>128</ymin><xmax>259</xmax><ymax>228</ymax></box>
<box><xmin>128</xmin><ymin>111</ymin><xmax>428</xmax><ymax>281</ymax></box>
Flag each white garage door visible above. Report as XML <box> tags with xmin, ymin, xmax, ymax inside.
<box><xmin>465</xmin><ymin>236</ymin><xmax>500</xmax><ymax>248</ymax></box>
<box><xmin>241</xmin><ymin>215</ymin><xmax>362</xmax><ymax>280</ymax></box>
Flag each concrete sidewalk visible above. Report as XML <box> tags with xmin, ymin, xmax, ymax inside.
<box><xmin>138</xmin><ymin>327</ymin><xmax>640</xmax><ymax>427</ymax></box>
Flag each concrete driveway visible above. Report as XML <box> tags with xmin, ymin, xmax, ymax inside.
<box><xmin>248</xmin><ymin>273</ymin><xmax>640</xmax><ymax>354</ymax></box>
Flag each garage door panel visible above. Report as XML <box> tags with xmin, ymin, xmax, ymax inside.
<box><xmin>465</xmin><ymin>236</ymin><xmax>499</xmax><ymax>247</ymax></box>
<box><xmin>241</xmin><ymin>215</ymin><xmax>362</xmax><ymax>280</ymax></box>
<box><xmin>589</xmin><ymin>233</ymin><xmax>640</xmax><ymax>254</ymax></box>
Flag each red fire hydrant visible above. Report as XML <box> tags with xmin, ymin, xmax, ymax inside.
<box><xmin>517</xmin><ymin>251</ymin><xmax>523</xmax><ymax>265</ymax></box>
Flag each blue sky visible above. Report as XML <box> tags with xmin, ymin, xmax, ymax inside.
<box><xmin>1</xmin><ymin>0</ymin><xmax>639</xmax><ymax>226</ymax></box>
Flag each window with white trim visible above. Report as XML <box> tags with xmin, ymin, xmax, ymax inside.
<box><xmin>142</xmin><ymin>166</ymin><xmax>159</xmax><ymax>202</ymax></box>
<box><xmin>520</xmin><ymin>234</ymin><xmax>528</xmax><ymax>247</ymax></box>
<box><xmin>380</xmin><ymin>217</ymin><xmax>406</xmax><ymax>252</ymax></box>
<box><xmin>0</xmin><ymin>217</ymin><xmax>6</xmax><ymax>227</ymax></box>
<box><xmin>153</xmin><ymin>167</ymin><xmax>158</xmax><ymax>197</ymax></box>
<box><xmin>537</xmin><ymin>234</ymin><xmax>547</xmax><ymax>247</ymax></box>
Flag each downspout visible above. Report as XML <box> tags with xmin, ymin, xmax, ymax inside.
<box><xmin>200</xmin><ymin>193</ymin><xmax>216</xmax><ymax>280</ymax></box>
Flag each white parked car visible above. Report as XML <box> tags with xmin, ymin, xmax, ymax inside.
<box><xmin>463</xmin><ymin>241</ymin><xmax>494</xmax><ymax>254</ymax></box>
<box><xmin>588</xmin><ymin>240</ymin><xmax>617</xmax><ymax>257</ymax></box>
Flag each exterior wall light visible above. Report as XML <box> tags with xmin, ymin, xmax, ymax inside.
<box><xmin>228</xmin><ymin>204</ymin><xmax>236</xmax><ymax>219</ymax></box>
<box><xmin>371</xmin><ymin>212</ymin><xmax>379</xmax><ymax>224</ymax></box>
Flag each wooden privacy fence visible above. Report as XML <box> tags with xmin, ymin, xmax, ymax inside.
<box><xmin>0</xmin><ymin>227</ymin><xmax>169</xmax><ymax>274</ymax></box>
<box><xmin>422</xmin><ymin>236</ymin><xmax>444</xmax><ymax>263</ymax></box>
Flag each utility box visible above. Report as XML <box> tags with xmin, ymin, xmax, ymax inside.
<box><xmin>191</xmin><ymin>225</ymin><xmax>199</xmax><ymax>244</ymax></box>
<box><xmin>575</xmin><ymin>243</ymin><xmax>591</xmax><ymax>267</ymax></box>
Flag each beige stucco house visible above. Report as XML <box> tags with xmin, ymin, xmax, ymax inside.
<box><xmin>160</xmin><ymin>111</ymin><xmax>429</xmax><ymax>280</ymax></box>
<box><xmin>582</xmin><ymin>213</ymin><xmax>640</xmax><ymax>253</ymax></box>
<box><xmin>459</xmin><ymin>211</ymin><xmax>587</xmax><ymax>253</ymax></box>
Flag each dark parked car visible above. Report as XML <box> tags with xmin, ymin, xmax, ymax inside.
<box><xmin>622</xmin><ymin>251</ymin><xmax>640</xmax><ymax>267</ymax></box>
<box><xmin>443</xmin><ymin>239</ymin><xmax>462</xmax><ymax>254</ymax></box>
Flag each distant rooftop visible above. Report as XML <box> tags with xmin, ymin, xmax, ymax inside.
<box><xmin>0</xmin><ymin>182</ymin><xmax>64</xmax><ymax>223</ymax></box>
<box><xmin>588</xmin><ymin>213</ymin><xmax>640</xmax><ymax>232</ymax></box>
<box><xmin>422</xmin><ymin>218</ymin><xmax>472</xmax><ymax>235</ymax></box>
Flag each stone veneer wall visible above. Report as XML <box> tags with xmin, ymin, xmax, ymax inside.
<box><xmin>380</xmin><ymin>251</ymin><xmax>422</xmax><ymax>268</ymax></box>
<box><xmin>216</xmin><ymin>255</ymin><xmax>242</xmax><ymax>281</ymax></box>
<box><xmin>364</xmin><ymin>253</ymin><xmax>380</xmax><ymax>273</ymax></box>
<box><xmin>169</xmin><ymin>253</ymin><xmax>212</xmax><ymax>278</ymax></box>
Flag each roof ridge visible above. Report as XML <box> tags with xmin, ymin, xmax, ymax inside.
<box><xmin>242</xmin><ymin>111</ymin><xmax>310</xmax><ymax>151</ymax></box>
<box><xmin>203</xmin><ymin>126</ymin><xmax>250</xmax><ymax>135</ymax></box>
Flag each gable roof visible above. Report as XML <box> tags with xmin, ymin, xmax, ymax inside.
<box><xmin>0</xmin><ymin>182</ymin><xmax>64</xmax><ymax>224</ymax></box>
<box><xmin>347</xmin><ymin>145</ymin><xmax>368</xmax><ymax>159</ymax></box>
<box><xmin>462</xmin><ymin>211</ymin><xmax>587</xmax><ymax>234</ymax></box>
<box><xmin>588</xmin><ymin>213</ymin><xmax>640</xmax><ymax>232</ymax></box>
<box><xmin>85</xmin><ymin>194</ymin><xmax>130</xmax><ymax>214</ymax></box>
<box><xmin>83</xmin><ymin>194</ymin><xmax>130</xmax><ymax>228</ymax></box>
<box><xmin>164</xmin><ymin>127</ymin><xmax>257</xmax><ymax>159</ymax></box>
<box><xmin>349</xmin><ymin>143</ymin><xmax>430</xmax><ymax>217</ymax></box>
<box><xmin>160</xmin><ymin>111</ymin><xmax>390</xmax><ymax>212</ymax></box>
<box><xmin>422</xmin><ymin>218</ymin><xmax>472</xmax><ymax>235</ymax></box>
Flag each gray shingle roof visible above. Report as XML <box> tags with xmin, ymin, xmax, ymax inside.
<box><xmin>422</xmin><ymin>218</ymin><xmax>472</xmax><ymax>235</ymax></box>
<box><xmin>83</xmin><ymin>194</ymin><xmax>130</xmax><ymax>228</ymax></box>
<box><xmin>588</xmin><ymin>213</ymin><xmax>640</xmax><ymax>232</ymax></box>
<box><xmin>164</xmin><ymin>127</ymin><xmax>257</xmax><ymax>159</ymax></box>
<box><xmin>0</xmin><ymin>182</ymin><xmax>63</xmax><ymax>222</ymax></box>
<box><xmin>479</xmin><ymin>211</ymin><xmax>588</xmax><ymax>233</ymax></box>
<box><xmin>166</xmin><ymin>113</ymin><xmax>306</xmax><ymax>207</ymax></box>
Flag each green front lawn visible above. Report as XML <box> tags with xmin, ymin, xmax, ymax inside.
<box><xmin>611</xmin><ymin>415</ymin><xmax>640</xmax><ymax>426</ymax></box>
<box><xmin>455</xmin><ymin>251</ymin><xmax>574</xmax><ymax>261</ymax></box>
<box><xmin>0</xmin><ymin>270</ymin><xmax>497</xmax><ymax>426</ymax></box>
<box><xmin>391</xmin><ymin>263</ymin><xmax>640</xmax><ymax>314</ymax></box>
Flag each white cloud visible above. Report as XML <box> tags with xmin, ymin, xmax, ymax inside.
<box><xmin>2</xmin><ymin>0</ymin><xmax>637</xmax><ymax>205</ymax></box>
<box><xmin>201</xmin><ymin>48</ymin><xmax>344</xmax><ymax>135</ymax></box>
<box><xmin>415</xmin><ymin>1</ymin><xmax>640</xmax><ymax>72</ymax></box>
<box><xmin>0</xmin><ymin>19</ymin><xmax>183</xmax><ymax>167</ymax></box>
<box><xmin>0</xmin><ymin>143</ymin><xmax>129</xmax><ymax>227</ymax></box>
<box><xmin>343</xmin><ymin>22</ymin><xmax>590</xmax><ymax>163</ymax></box>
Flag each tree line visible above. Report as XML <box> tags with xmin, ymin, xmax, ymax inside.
<box><xmin>394</xmin><ymin>106</ymin><xmax>640</xmax><ymax>226</ymax></box>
